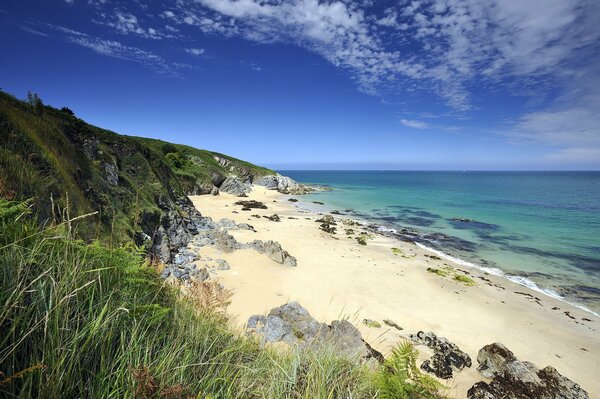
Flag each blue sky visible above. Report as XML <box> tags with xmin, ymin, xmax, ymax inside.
<box><xmin>1</xmin><ymin>0</ymin><xmax>599</xmax><ymax>170</ymax></box>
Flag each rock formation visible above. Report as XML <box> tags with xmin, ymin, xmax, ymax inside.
<box><xmin>254</xmin><ymin>174</ymin><xmax>314</xmax><ymax>194</ymax></box>
<box><xmin>247</xmin><ymin>302</ymin><xmax>383</xmax><ymax>363</ymax></box>
<box><xmin>409</xmin><ymin>331</ymin><xmax>472</xmax><ymax>379</ymax></box>
<box><xmin>468</xmin><ymin>343</ymin><xmax>588</xmax><ymax>399</ymax></box>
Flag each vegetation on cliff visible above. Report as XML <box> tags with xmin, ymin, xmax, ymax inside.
<box><xmin>0</xmin><ymin>90</ymin><xmax>273</xmax><ymax>252</ymax></box>
<box><xmin>0</xmin><ymin>200</ymin><xmax>446</xmax><ymax>398</ymax></box>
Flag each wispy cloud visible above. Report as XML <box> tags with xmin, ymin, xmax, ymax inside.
<box><xmin>52</xmin><ymin>25</ymin><xmax>184</xmax><ymax>75</ymax></box>
<box><xmin>19</xmin><ymin>24</ymin><xmax>50</xmax><ymax>37</ymax></box>
<box><xmin>400</xmin><ymin>119</ymin><xmax>428</xmax><ymax>129</ymax></box>
<box><xmin>185</xmin><ymin>48</ymin><xmax>205</xmax><ymax>56</ymax></box>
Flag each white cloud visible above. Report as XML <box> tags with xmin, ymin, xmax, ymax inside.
<box><xmin>19</xmin><ymin>24</ymin><xmax>50</xmax><ymax>37</ymax></box>
<box><xmin>375</xmin><ymin>8</ymin><xmax>397</xmax><ymax>27</ymax></box>
<box><xmin>185</xmin><ymin>47</ymin><xmax>205</xmax><ymax>56</ymax></box>
<box><xmin>400</xmin><ymin>119</ymin><xmax>428</xmax><ymax>129</ymax></box>
<box><xmin>52</xmin><ymin>25</ymin><xmax>183</xmax><ymax>75</ymax></box>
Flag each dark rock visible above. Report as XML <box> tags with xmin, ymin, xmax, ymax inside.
<box><xmin>190</xmin><ymin>267</ymin><xmax>209</xmax><ymax>282</ymax></box>
<box><xmin>211</xmin><ymin>172</ymin><xmax>226</xmax><ymax>187</ymax></box>
<box><xmin>477</xmin><ymin>342</ymin><xmax>517</xmax><ymax>378</ymax></box>
<box><xmin>469</xmin><ymin>343</ymin><xmax>588</xmax><ymax>399</ymax></box>
<box><xmin>410</xmin><ymin>331</ymin><xmax>472</xmax><ymax>379</ymax></box>
<box><xmin>383</xmin><ymin>319</ymin><xmax>403</xmax><ymax>331</ymax></box>
<box><xmin>268</xmin><ymin>214</ymin><xmax>281</xmax><ymax>222</ymax></box>
<box><xmin>320</xmin><ymin>223</ymin><xmax>337</xmax><ymax>234</ymax></box>
<box><xmin>315</xmin><ymin>215</ymin><xmax>336</xmax><ymax>224</ymax></box>
<box><xmin>247</xmin><ymin>302</ymin><xmax>383</xmax><ymax>363</ymax></box>
<box><xmin>288</xmin><ymin>198</ymin><xmax>298</xmax><ymax>202</ymax></box>
<box><xmin>235</xmin><ymin>200</ymin><xmax>268</xmax><ymax>209</ymax></box>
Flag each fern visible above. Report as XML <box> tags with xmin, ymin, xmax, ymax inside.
<box><xmin>375</xmin><ymin>341</ymin><xmax>447</xmax><ymax>399</ymax></box>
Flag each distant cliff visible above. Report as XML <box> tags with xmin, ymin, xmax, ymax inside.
<box><xmin>0</xmin><ymin>90</ymin><xmax>277</xmax><ymax>262</ymax></box>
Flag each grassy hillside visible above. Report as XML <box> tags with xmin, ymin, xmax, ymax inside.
<box><xmin>0</xmin><ymin>200</ymin><xmax>446</xmax><ymax>398</ymax></box>
<box><xmin>0</xmin><ymin>90</ymin><xmax>273</xmax><ymax>256</ymax></box>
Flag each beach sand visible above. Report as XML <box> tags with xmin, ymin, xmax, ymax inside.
<box><xmin>189</xmin><ymin>188</ymin><xmax>600</xmax><ymax>398</ymax></box>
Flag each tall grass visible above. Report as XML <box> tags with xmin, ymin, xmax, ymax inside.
<box><xmin>0</xmin><ymin>200</ymin><xmax>446</xmax><ymax>398</ymax></box>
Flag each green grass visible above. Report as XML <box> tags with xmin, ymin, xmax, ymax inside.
<box><xmin>0</xmin><ymin>201</ymin><xmax>447</xmax><ymax>398</ymax></box>
<box><xmin>426</xmin><ymin>267</ymin><xmax>450</xmax><ymax>277</ymax></box>
<box><xmin>453</xmin><ymin>274</ymin><xmax>477</xmax><ymax>286</ymax></box>
<box><xmin>363</xmin><ymin>319</ymin><xmax>382</xmax><ymax>328</ymax></box>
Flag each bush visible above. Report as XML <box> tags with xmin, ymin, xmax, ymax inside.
<box><xmin>26</xmin><ymin>91</ymin><xmax>44</xmax><ymax>116</ymax></box>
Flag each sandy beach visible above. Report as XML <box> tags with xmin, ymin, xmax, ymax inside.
<box><xmin>189</xmin><ymin>188</ymin><xmax>600</xmax><ymax>398</ymax></box>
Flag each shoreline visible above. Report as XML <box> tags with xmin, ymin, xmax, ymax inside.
<box><xmin>292</xmin><ymin>189</ymin><xmax>600</xmax><ymax>318</ymax></box>
<box><xmin>189</xmin><ymin>187</ymin><xmax>600</xmax><ymax>398</ymax></box>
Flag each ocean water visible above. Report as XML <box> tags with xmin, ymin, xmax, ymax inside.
<box><xmin>281</xmin><ymin>171</ymin><xmax>600</xmax><ymax>315</ymax></box>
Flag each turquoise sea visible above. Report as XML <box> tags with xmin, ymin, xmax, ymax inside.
<box><xmin>281</xmin><ymin>171</ymin><xmax>600</xmax><ymax>315</ymax></box>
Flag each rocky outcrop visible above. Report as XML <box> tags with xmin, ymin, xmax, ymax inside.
<box><xmin>409</xmin><ymin>331</ymin><xmax>472</xmax><ymax>379</ymax></box>
<box><xmin>144</xmin><ymin>196</ymin><xmax>210</xmax><ymax>264</ymax></box>
<box><xmin>250</xmin><ymin>240</ymin><xmax>297</xmax><ymax>266</ymax></box>
<box><xmin>247</xmin><ymin>302</ymin><xmax>383</xmax><ymax>363</ymax></box>
<box><xmin>254</xmin><ymin>174</ymin><xmax>314</xmax><ymax>195</ymax></box>
<box><xmin>234</xmin><ymin>200</ymin><xmax>268</xmax><ymax>209</ymax></box>
<box><xmin>468</xmin><ymin>343</ymin><xmax>588</xmax><ymax>399</ymax></box>
<box><xmin>178</xmin><ymin>218</ymin><xmax>297</xmax><ymax>267</ymax></box>
<box><xmin>218</xmin><ymin>176</ymin><xmax>252</xmax><ymax>196</ymax></box>
<box><xmin>102</xmin><ymin>162</ymin><xmax>119</xmax><ymax>186</ymax></box>
<box><xmin>476</xmin><ymin>342</ymin><xmax>517</xmax><ymax>378</ymax></box>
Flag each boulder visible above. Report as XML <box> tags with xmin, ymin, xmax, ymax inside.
<box><xmin>219</xmin><ymin>177</ymin><xmax>252</xmax><ymax>196</ymax></box>
<box><xmin>238</xmin><ymin>223</ymin><xmax>256</xmax><ymax>232</ymax></box>
<box><xmin>409</xmin><ymin>331</ymin><xmax>472</xmax><ymax>379</ymax></box>
<box><xmin>250</xmin><ymin>240</ymin><xmax>297</xmax><ymax>267</ymax></box>
<box><xmin>214</xmin><ymin>230</ymin><xmax>241</xmax><ymax>253</ymax></box>
<box><xmin>246</xmin><ymin>302</ymin><xmax>383</xmax><ymax>363</ymax></box>
<box><xmin>468</xmin><ymin>343</ymin><xmax>588</xmax><ymax>399</ymax></box>
<box><xmin>316</xmin><ymin>215</ymin><xmax>336</xmax><ymax>224</ymax></box>
<box><xmin>211</xmin><ymin>172</ymin><xmax>226</xmax><ymax>187</ymax></box>
<box><xmin>268</xmin><ymin>214</ymin><xmax>281</xmax><ymax>222</ymax></box>
<box><xmin>215</xmin><ymin>259</ymin><xmax>230</xmax><ymax>270</ymax></box>
<box><xmin>477</xmin><ymin>342</ymin><xmax>517</xmax><ymax>378</ymax></box>
<box><xmin>190</xmin><ymin>267</ymin><xmax>209</xmax><ymax>282</ymax></box>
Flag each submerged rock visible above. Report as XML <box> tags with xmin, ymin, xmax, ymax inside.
<box><xmin>247</xmin><ymin>302</ymin><xmax>383</xmax><ymax>363</ymax></box>
<box><xmin>410</xmin><ymin>331</ymin><xmax>472</xmax><ymax>379</ymax></box>
<box><xmin>468</xmin><ymin>343</ymin><xmax>588</xmax><ymax>399</ymax></box>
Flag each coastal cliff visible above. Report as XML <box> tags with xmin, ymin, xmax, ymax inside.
<box><xmin>0</xmin><ymin>90</ymin><xmax>310</xmax><ymax>264</ymax></box>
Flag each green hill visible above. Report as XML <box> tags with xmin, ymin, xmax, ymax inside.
<box><xmin>0</xmin><ymin>90</ymin><xmax>274</xmax><ymax>262</ymax></box>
